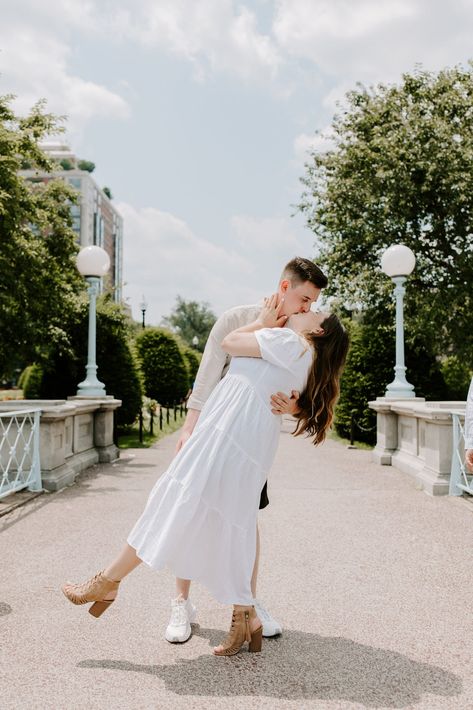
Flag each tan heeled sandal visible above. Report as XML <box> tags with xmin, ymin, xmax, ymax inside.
<box><xmin>213</xmin><ymin>605</ymin><xmax>263</xmax><ymax>656</ymax></box>
<box><xmin>61</xmin><ymin>570</ymin><xmax>120</xmax><ymax>617</ymax></box>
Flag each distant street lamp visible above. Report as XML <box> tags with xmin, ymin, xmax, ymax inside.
<box><xmin>139</xmin><ymin>296</ymin><xmax>148</xmax><ymax>329</ymax></box>
<box><xmin>76</xmin><ymin>246</ymin><xmax>110</xmax><ymax>396</ymax></box>
<box><xmin>381</xmin><ymin>244</ymin><xmax>416</xmax><ymax>399</ymax></box>
<box><xmin>192</xmin><ymin>336</ymin><xmax>199</xmax><ymax>349</ymax></box>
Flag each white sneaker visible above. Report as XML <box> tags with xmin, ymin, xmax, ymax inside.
<box><xmin>254</xmin><ymin>599</ymin><xmax>282</xmax><ymax>637</ymax></box>
<box><xmin>165</xmin><ymin>596</ymin><xmax>197</xmax><ymax>643</ymax></box>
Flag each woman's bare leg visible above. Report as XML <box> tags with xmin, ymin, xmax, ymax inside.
<box><xmin>103</xmin><ymin>543</ymin><xmax>143</xmax><ymax>593</ymax></box>
<box><xmin>250</xmin><ymin>525</ymin><xmax>260</xmax><ymax>598</ymax></box>
<box><xmin>175</xmin><ymin>578</ymin><xmax>191</xmax><ymax>600</ymax></box>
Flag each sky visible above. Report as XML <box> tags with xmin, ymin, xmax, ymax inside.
<box><xmin>1</xmin><ymin>0</ymin><xmax>473</xmax><ymax>324</ymax></box>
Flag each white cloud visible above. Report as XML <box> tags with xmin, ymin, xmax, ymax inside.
<box><xmin>119</xmin><ymin>203</ymin><xmax>256</xmax><ymax>324</ymax></box>
<box><xmin>272</xmin><ymin>0</ymin><xmax>473</xmax><ymax>107</ymax></box>
<box><xmin>0</xmin><ymin>3</ymin><xmax>130</xmax><ymax>139</ymax></box>
<box><xmin>273</xmin><ymin>0</ymin><xmax>415</xmax><ymax>47</ymax></box>
<box><xmin>110</xmin><ymin>0</ymin><xmax>281</xmax><ymax>82</ymax></box>
<box><xmin>119</xmin><ymin>203</ymin><xmax>314</xmax><ymax>324</ymax></box>
<box><xmin>293</xmin><ymin>128</ymin><xmax>335</xmax><ymax>164</ymax></box>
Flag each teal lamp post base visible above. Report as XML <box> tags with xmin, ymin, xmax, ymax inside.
<box><xmin>77</xmin><ymin>377</ymin><xmax>107</xmax><ymax>397</ymax></box>
<box><xmin>385</xmin><ymin>376</ymin><xmax>416</xmax><ymax>399</ymax></box>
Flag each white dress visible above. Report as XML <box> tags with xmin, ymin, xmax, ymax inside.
<box><xmin>127</xmin><ymin>327</ymin><xmax>313</xmax><ymax>605</ymax></box>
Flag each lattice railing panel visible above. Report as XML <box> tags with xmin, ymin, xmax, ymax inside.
<box><xmin>0</xmin><ymin>409</ymin><xmax>42</xmax><ymax>500</ymax></box>
<box><xmin>449</xmin><ymin>412</ymin><xmax>472</xmax><ymax>496</ymax></box>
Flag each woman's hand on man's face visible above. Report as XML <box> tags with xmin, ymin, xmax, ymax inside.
<box><xmin>258</xmin><ymin>293</ymin><xmax>288</xmax><ymax>328</ymax></box>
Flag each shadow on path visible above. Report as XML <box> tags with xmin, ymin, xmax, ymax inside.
<box><xmin>78</xmin><ymin>626</ymin><xmax>461</xmax><ymax>707</ymax></box>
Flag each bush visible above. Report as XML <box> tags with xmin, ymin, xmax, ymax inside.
<box><xmin>77</xmin><ymin>159</ymin><xmax>95</xmax><ymax>173</ymax></box>
<box><xmin>135</xmin><ymin>328</ymin><xmax>189</xmax><ymax>406</ymax></box>
<box><xmin>334</xmin><ymin>318</ymin><xmax>391</xmax><ymax>444</ymax></box>
<box><xmin>181</xmin><ymin>347</ymin><xmax>201</xmax><ymax>387</ymax></box>
<box><xmin>22</xmin><ymin>364</ymin><xmax>44</xmax><ymax>399</ymax></box>
<box><xmin>17</xmin><ymin>366</ymin><xmax>30</xmax><ymax>391</ymax></box>
<box><xmin>335</xmin><ymin>310</ymin><xmax>450</xmax><ymax>445</ymax></box>
<box><xmin>39</xmin><ymin>298</ymin><xmax>143</xmax><ymax>426</ymax></box>
<box><xmin>441</xmin><ymin>356</ymin><xmax>472</xmax><ymax>400</ymax></box>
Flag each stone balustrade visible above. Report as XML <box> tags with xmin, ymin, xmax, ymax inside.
<box><xmin>368</xmin><ymin>397</ymin><xmax>466</xmax><ymax>495</ymax></box>
<box><xmin>0</xmin><ymin>396</ymin><xmax>121</xmax><ymax>491</ymax></box>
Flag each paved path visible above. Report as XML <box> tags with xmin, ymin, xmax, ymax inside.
<box><xmin>1</xmin><ymin>423</ymin><xmax>473</xmax><ymax>710</ymax></box>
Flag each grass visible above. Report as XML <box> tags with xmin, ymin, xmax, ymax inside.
<box><xmin>329</xmin><ymin>429</ymin><xmax>374</xmax><ymax>450</ymax></box>
<box><xmin>118</xmin><ymin>409</ymin><xmax>186</xmax><ymax>449</ymax></box>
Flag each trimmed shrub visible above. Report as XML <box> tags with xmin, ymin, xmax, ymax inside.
<box><xmin>18</xmin><ymin>365</ymin><xmax>31</xmax><ymax>391</ymax></box>
<box><xmin>335</xmin><ymin>310</ymin><xmax>450</xmax><ymax>445</ymax></box>
<box><xmin>135</xmin><ymin>328</ymin><xmax>189</xmax><ymax>406</ymax></box>
<box><xmin>39</xmin><ymin>298</ymin><xmax>143</xmax><ymax>426</ymax></box>
<box><xmin>22</xmin><ymin>364</ymin><xmax>44</xmax><ymax>399</ymax></box>
<box><xmin>182</xmin><ymin>347</ymin><xmax>201</xmax><ymax>387</ymax></box>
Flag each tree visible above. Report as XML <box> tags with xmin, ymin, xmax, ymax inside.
<box><xmin>102</xmin><ymin>186</ymin><xmax>113</xmax><ymax>200</ymax></box>
<box><xmin>335</xmin><ymin>309</ymin><xmax>450</xmax><ymax>444</ymax></box>
<box><xmin>135</xmin><ymin>328</ymin><xmax>189</xmax><ymax>405</ymax></box>
<box><xmin>161</xmin><ymin>296</ymin><xmax>216</xmax><ymax>352</ymax></box>
<box><xmin>0</xmin><ymin>95</ymin><xmax>83</xmax><ymax>377</ymax></box>
<box><xmin>26</xmin><ymin>297</ymin><xmax>143</xmax><ymax>426</ymax></box>
<box><xmin>299</xmin><ymin>65</ymin><xmax>473</xmax><ymax>369</ymax></box>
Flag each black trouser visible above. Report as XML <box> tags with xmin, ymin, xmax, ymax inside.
<box><xmin>259</xmin><ymin>480</ymin><xmax>269</xmax><ymax>509</ymax></box>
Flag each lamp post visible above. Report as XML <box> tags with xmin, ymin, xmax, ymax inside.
<box><xmin>76</xmin><ymin>246</ymin><xmax>110</xmax><ymax>397</ymax></box>
<box><xmin>381</xmin><ymin>244</ymin><xmax>416</xmax><ymax>399</ymax></box>
<box><xmin>192</xmin><ymin>336</ymin><xmax>199</xmax><ymax>349</ymax></box>
<box><xmin>139</xmin><ymin>296</ymin><xmax>148</xmax><ymax>329</ymax></box>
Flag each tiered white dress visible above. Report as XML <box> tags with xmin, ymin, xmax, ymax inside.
<box><xmin>127</xmin><ymin>327</ymin><xmax>313</xmax><ymax>605</ymax></box>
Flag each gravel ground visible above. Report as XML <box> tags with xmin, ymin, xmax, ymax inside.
<box><xmin>1</xmin><ymin>422</ymin><xmax>472</xmax><ymax>710</ymax></box>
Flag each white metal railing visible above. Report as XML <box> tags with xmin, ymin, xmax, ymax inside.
<box><xmin>449</xmin><ymin>411</ymin><xmax>472</xmax><ymax>496</ymax></box>
<box><xmin>0</xmin><ymin>408</ymin><xmax>42</xmax><ymax>500</ymax></box>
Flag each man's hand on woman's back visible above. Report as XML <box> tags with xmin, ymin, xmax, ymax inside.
<box><xmin>270</xmin><ymin>390</ymin><xmax>300</xmax><ymax>416</ymax></box>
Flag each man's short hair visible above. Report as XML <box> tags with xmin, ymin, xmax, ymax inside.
<box><xmin>281</xmin><ymin>257</ymin><xmax>328</xmax><ymax>290</ymax></box>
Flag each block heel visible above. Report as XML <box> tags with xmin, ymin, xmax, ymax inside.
<box><xmin>249</xmin><ymin>625</ymin><xmax>263</xmax><ymax>652</ymax></box>
<box><xmin>89</xmin><ymin>599</ymin><xmax>115</xmax><ymax>617</ymax></box>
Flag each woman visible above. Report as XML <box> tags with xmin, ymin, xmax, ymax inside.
<box><xmin>62</xmin><ymin>295</ymin><xmax>349</xmax><ymax>656</ymax></box>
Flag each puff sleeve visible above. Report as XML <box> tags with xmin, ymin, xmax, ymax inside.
<box><xmin>254</xmin><ymin>328</ymin><xmax>308</xmax><ymax>370</ymax></box>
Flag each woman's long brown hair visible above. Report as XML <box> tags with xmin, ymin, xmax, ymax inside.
<box><xmin>293</xmin><ymin>313</ymin><xmax>349</xmax><ymax>446</ymax></box>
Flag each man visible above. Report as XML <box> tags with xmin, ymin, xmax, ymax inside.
<box><xmin>165</xmin><ymin>257</ymin><xmax>328</xmax><ymax>643</ymax></box>
<box><xmin>465</xmin><ymin>376</ymin><xmax>473</xmax><ymax>472</ymax></box>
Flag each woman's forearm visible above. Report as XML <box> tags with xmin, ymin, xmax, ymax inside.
<box><xmin>221</xmin><ymin>320</ymin><xmax>263</xmax><ymax>357</ymax></box>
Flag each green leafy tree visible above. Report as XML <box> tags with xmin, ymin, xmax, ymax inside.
<box><xmin>29</xmin><ymin>297</ymin><xmax>143</xmax><ymax>426</ymax></box>
<box><xmin>0</xmin><ymin>95</ymin><xmax>83</xmax><ymax>376</ymax></box>
<box><xmin>299</xmin><ymin>65</ymin><xmax>473</xmax><ymax>368</ymax></box>
<box><xmin>135</xmin><ymin>328</ymin><xmax>189</xmax><ymax>405</ymax></box>
<box><xmin>162</xmin><ymin>296</ymin><xmax>216</xmax><ymax>352</ymax></box>
<box><xmin>335</xmin><ymin>309</ymin><xmax>449</xmax><ymax>444</ymax></box>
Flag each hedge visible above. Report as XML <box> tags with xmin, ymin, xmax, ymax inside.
<box><xmin>135</xmin><ymin>327</ymin><xmax>189</xmax><ymax>406</ymax></box>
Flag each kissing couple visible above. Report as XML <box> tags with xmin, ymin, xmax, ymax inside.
<box><xmin>62</xmin><ymin>257</ymin><xmax>349</xmax><ymax>656</ymax></box>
